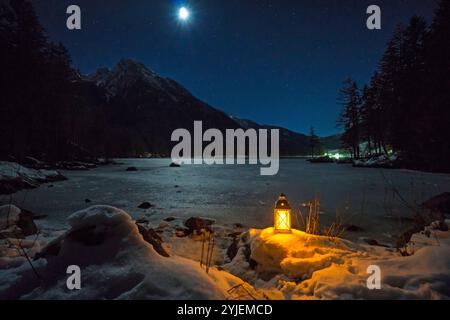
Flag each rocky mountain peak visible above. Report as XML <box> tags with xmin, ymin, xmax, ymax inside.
<box><xmin>87</xmin><ymin>58</ymin><xmax>191</xmax><ymax>99</ymax></box>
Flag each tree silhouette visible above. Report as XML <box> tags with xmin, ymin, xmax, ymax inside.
<box><xmin>337</xmin><ymin>78</ymin><xmax>361</xmax><ymax>159</ymax></box>
<box><xmin>308</xmin><ymin>127</ymin><xmax>320</xmax><ymax>158</ymax></box>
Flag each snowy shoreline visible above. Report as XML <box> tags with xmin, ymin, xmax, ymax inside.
<box><xmin>0</xmin><ymin>161</ymin><xmax>66</xmax><ymax>195</ymax></box>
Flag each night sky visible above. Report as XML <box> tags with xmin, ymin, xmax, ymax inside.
<box><xmin>33</xmin><ymin>0</ymin><xmax>436</xmax><ymax>136</ymax></box>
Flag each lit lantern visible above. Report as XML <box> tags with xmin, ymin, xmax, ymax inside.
<box><xmin>274</xmin><ymin>194</ymin><xmax>292</xmax><ymax>233</ymax></box>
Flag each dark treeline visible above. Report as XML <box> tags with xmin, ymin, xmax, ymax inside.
<box><xmin>0</xmin><ymin>0</ymin><xmax>128</xmax><ymax>162</ymax></box>
<box><xmin>338</xmin><ymin>0</ymin><xmax>450</xmax><ymax>172</ymax></box>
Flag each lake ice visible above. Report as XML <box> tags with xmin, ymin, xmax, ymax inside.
<box><xmin>3</xmin><ymin>159</ymin><xmax>450</xmax><ymax>245</ymax></box>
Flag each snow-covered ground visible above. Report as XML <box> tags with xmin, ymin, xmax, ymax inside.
<box><xmin>0</xmin><ymin>206</ymin><xmax>246</xmax><ymax>299</ymax></box>
<box><xmin>0</xmin><ymin>161</ymin><xmax>65</xmax><ymax>194</ymax></box>
<box><xmin>0</xmin><ymin>161</ymin><xmax>63</xmax><ymax>182</ymax></box>
<box><xmin>1</xmin><ymin>205</ymin><xmax>449</xmax><ymax>300</ymax></box>
<box><xmin>225</xmin><ymin>226</ymin><xmax>450</xmax><ymax>299</ymax></box>
<box><xmin>3</xmin><ymin>159</ymin><xmax>450</xmax><ymax>245</ymax></box>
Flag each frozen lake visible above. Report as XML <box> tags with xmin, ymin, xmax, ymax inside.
<box><xmin>3</xmin><ymin>159</ymin><xmax>450</xmax><ymax>244</ymax></box>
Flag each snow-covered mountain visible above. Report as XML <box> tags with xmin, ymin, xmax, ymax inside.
<box><xmin>87</xmin><ymin>59</ymin><xmax>191</xmax><ymax>100</ymax></box>
<box><xmin>84</xmin><ymin>59</ymin><xmax>339</xmax><ymax>156</ymax></box>
<box><xmin>85</xmin><ymin>59</ymin><xmax>240</xmax><ymax>155</ymax></box>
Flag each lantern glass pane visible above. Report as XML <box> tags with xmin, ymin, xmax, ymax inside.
<box><xmin>275</xmin><ymin>210</ymin><xmax>291</xmax><ymax>231</ymax></box>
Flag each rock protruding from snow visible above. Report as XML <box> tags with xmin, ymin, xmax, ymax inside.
<box><xmin>184</xmin><ymin>217</ymin><xmax>215</xmax><ymax>234</ymax></box>
<box><xmin>422</xmin><ymin>192</ymin><xmax>450</xmax><ymax>215</ymax></box>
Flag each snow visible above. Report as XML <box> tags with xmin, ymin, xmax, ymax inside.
<box><xmin>223</xmin><ymin>224</ymin><xmax>450</xmax><ymax>299</ymax></box>
<box><xmin>87</xmin><ymin>59</ymin><xmax>187</xmax><ymax>101</ymax></box>
<box><xmin>1</xmin><ymin>204</ymin><xmax>449</xmax><ymax>300</ymax></box>
<box><xmin>0</xmin><ymin>161</ymin><xmax>62</xmax><ymax>183</ymax></box>
<box><xmin>0</xmin><ymin>206</ymin><xmax>246</xmax><ymax>300</ymax></box>
<box><xmin>353</xmin><ymin>153</ymin><xmax>398</xmax><ymax>168</ymax></box>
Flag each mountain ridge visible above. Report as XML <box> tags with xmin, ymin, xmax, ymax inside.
<box><xmin>85</xmin><ymin>58</ymin><xmax>341</xmax><ymax>156</ymax></box>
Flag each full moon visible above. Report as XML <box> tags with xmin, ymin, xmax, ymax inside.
<box><xmin>178</xmin><ymin>7</ymin><xmax>190</xmax><ymax>21</ymax></box>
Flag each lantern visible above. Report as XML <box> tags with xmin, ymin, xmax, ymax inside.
<box><xmin>274</xmin><ymin>193</ymin><xmax>292</xmax><ymax>233</ymax></box>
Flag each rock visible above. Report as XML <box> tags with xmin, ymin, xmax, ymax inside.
<box><xmin>0</xmin><ymin>177</ymin><xmax>38</xmax><ymax>195</ymax></box>
<box><xmin>228</xmin><ymin>231</ymin><xmax>242</xmax><ymax>238</ymax></box>
<box><xmin>344</xmin><ymin>224</ymin><xmax>364</xmax><ymax>232</ymax></box>
<box><xmin>422</xmin><ymin>193</ymin><xmax>450</xmax><ymax>215</ymax></box>
<box><xmin>364</xmin><ymin>238</ymin><xmax>379</xmax><ymax>246</ymax></box>
<box><xmin>34</xmin><ymin>238</ymin><xmax>61</xmax><ymax>260</ymax></box>
<box><xmin>363</xmin><ymin>238</ymin><xmax>390</xmax><ymax>248</ymax></box>
<box><xmin>243</xmin><ymin>244</ymin><xmax>258</xmax><ymax>269</ymax></box>
<box><xmin>336</xmin><ymin>158</ymin><xmax>353</xmax><ymax>164</ymax></box>
<box><xmin>169</xmin><ymin>162</ymin><xmax>181</xmax><ymax>167</ymax></box>
<box><xmin>136</xmin><ymin>218</ymin><xmax>149</xmax><ymax>224</ymax></box>
<box><xmin>136</xmin><ymin>224</ymin><xmax>169</xmax><ymax>257</ymax></box>
<box><xmin>395</xmin><ymin>195</ymin><xmax>449</xmax><ymax>250</ymax></box>
<box><xmin>126</xmin><ymin>166</ymin><xmax>138</xmax><ymax>172</ymax></box>
<box><xmin>33</xmin><ymin>214</ymin><xmax>48</xmax><ymax>220</ymax></box>
<box><xmin>0</xmin><ymin>225</ymin><xmax>24</xmax><ymax>239</ymax></box>
<box><xmin>227</xmin><ymin>238</ymin><xmax>239</xmax><ymax>261</ymax></box>
<box><xmin>164</xmin><ymin>217</ymin><xmax>175</xmax><ymax>222</ymax></box>
<box><xmin>184</xmin><ymin>217</ymin><xmax>215</xmax><ymax>234</ymax></box>
<box><xmin>21</xmin><ymin>156</ymin><xmax>46</xmax><ymax>169</ymax></box>
<box><xmin>308</xmin><ymin>156</ymin><xmax>334</xmax><ymax>163</ymax></box>
<box><xmin>44</xmin><ymin>172</ymin><xmax>67</xmax><ymax>183</ymax></box>
<box><xmin>55</xmin><ymin>161</ymin><xmax>92</xmax><ymax>171</ymax></box>
<box><xmin>157</xmin><ymin>221</ymin><xmax>169</xmax><ymax>229</ymax></box>
<box><xmin>233</xmin><ymin>223</ymin><xmax>244</xmax><ymax>229</ymax></box>
<box><xmin>431</xmin><ymin>220</ymin><xmax>449</xmax><ymax>232</ymax></box>
<box><xmin>96</xmin><ymin>158</ymin><xmax>119</xmax><ymax>166</ymax></box>
<box><xmin>17</xmin><ymin>209</ymin><xmax>38</xmax><ymax>237</ymax></box>
<box><xmin>137</xmin><ymin>202</ymin><xmax>154</xmax><ymax>209</ymax></box>
<box><xmin>175</xmin><ymin>227</ymin><xmax>190</xmax><ymax>238</ymax></box>
<box><xmin>0</xmin><ymin>205</ymin><xmax>37</xmax><ymax>238</ymax></box>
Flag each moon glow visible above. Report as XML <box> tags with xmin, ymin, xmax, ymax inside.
<box><xmin>178</xmin><ymin>7</ymin><xmax>190</xmax><ymax>21</ymax></box>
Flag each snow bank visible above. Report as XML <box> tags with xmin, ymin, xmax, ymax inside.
<box><xmin>0</xmin><ymin>161</ymin><xmax>62</xmax><ymax>182</ymax></box>
<box><xmin>249</xmin><ymin>228</ymin><xmax>365</xmax><ymax>280</ymax></box>
<box><xmin>353</xmin><ymin>154</ymin><xmax>398</xmax><ymax>169</ymax></box>
<box><xmin>0</xmin><ymin>161</ymin><xmax>65</xmax><ymax>194</ymax></box>
<box><xmin>0</xmin><ymin>206</ymin><xmax>246</xmax><ymax>300</ymax></box>
<box><xmin>2</xmin><ymin>205</ymin><xmax>449</xmax><ymax>300</ymax></box>
<box><xmin>224</xmin><ymin>225</ymin><xmax>450</xmax><ymax>300</ymax></box>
